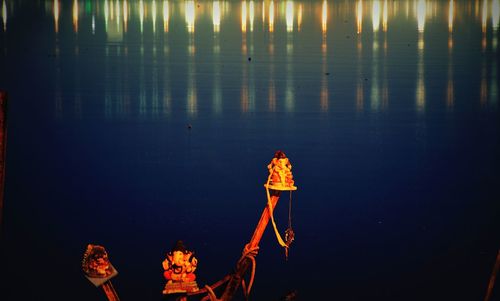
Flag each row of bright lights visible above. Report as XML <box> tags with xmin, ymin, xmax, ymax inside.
<box><xmin>25</xmin><ymin>0</ymin><xmax>499</xmax><ymax>34</ymax></box>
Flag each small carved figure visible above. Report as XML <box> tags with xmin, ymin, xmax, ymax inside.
<box><xmin>267</xmin><ymin>150</ymin><xmax>295</xmax><ymax>188</ymax></box>
<box><xmin>162</xmin><ymin>240</ymin><xmax>198</xmax><ymax>283</ymax></box>
<box><xmin>82</xmin><ymin>244</ymin><xmax>114</xmax><ymax>278</ymax></box>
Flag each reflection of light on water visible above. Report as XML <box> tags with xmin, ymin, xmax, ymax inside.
<box><xmin>213</xmin><ymin>1</ymin><xmax>220</xmax><ymax>33</ymax></box>
<box><xmin>372</xmin><ymin>0</ymin><xmax>380</xmax><ymax>32</ymax></box>
<box><xmin>262</xmin><ymin>0</ymin><xmax>265</xmax><ymax>23</ymax></box>
<box><xmin>416</xmin><ymin>38</ymin><xmax>425</xmax><ymax>112</ymax></box>
<box><xmin>241</xmin><ymin>64</ymin><xmax>249</xmax><ymax>112</ymax></box>
<box><xmin>139</xmin><ymin>0</ymin><xmax>144</xmax><ymax>33</ymax></box>
<box><xmin>493</xmin><ymin>0</ymin><xmax>499</xmax><ymax>31</ymax></box>
<box><xmin>269</xmin><ymin>1</ymin><xmax>274</xmax><ymax>32</ymax></box>
<box><xmin>320</xmin><ymin>72</ymin><xmax>328</xmax><ymax>112</ymax></box>
<box><xmin>186</xmin><ymin>0</ymin><xmax>195</xmax><ymax>33</ymax></box>
<box><xmin>187</xmin><ymin>66</ymin><xmax>197</xmax><ymax>116</ymax></box>
<box><xmin>448</xmin><ymin>0</ymin><xmax>454</xmax><ymax>33</ymax></box>
<box><xmin>249</xmin><ymin>1</ymin><xmax>255</xmax><ymax>32</ymax></box>
<box><xmin>73</xmin><ymin>0</ymin><xmax>79</xmax><ymax>33</ymax></box>
<box><xmin>241</xmin><ymin>1</ymin><xmax>247</xmax><ymax>32</ymax></box>
<box><xmin>213</xmin><ymin>46</ymin><xmax>222</xmax><ymax>114</ymax></box>
<box><xmin>356</xmin><ymin>81</ymin><xmax>364</xmax><ymax>112</ymax></box>
<box><xmin>491</xmin><ymin>59</ymin><xmax>498</xmax><ymax>105</ymax></box>
<box><xmin>480</xmin><ymin>62</ymin><xmax>487</xmax><ymax>106</ymax></box>
<box><xmin>448</xmin><ymin>0</ymin><xmax>454</xmax><ymax>49</ymax></box>
<box><xmin>152</xmin><ymin>58</ymin><xmax>159</xmax><ymax>118</ymax></box>
<box><xmin>382</xmin><ymin>0</ymin><xmax>388</xmax><ymax>32</ymax></box>
<box><xmin>1</xmin><ymin>0</ymin><xmax>6</xmax><ymax>32</ymax></box>
<box><xmin>152</xmin><ymin>0</ymin><xmax>157</xmax><ymax>33</ymax></box>
<box><xmin>298</xmin><ymin>4</ymin><xmax>302</xmax><ymax>31</ymax></box>
<box><xmin>322</xmin><ymin>0</ymin><xmax>327</xmax><ymax>34</ymax></box>
<box><xmin>268</xmin><ymin>79</ymin><xmax>276</xmax><ymax>112</ymax></box>
<box><xmin>356</xmin><ymin>0</ymin><xmax>362</xmax><ymax>34</ymax></box>
<box><xmin>494</xmin><ymin>0</ymin><xmax>500</xmax><ymax>50</ymax></box>
<box><xmin>371</xmin><ymin>36</ymin><xmax>380</xmax><ymax>111</ymax></box>
<box><xmin>123</xmin><ymin>1</ymin><xmax>128</xmax><ymax>33</ymax></box>
<box><xmin>447</xmin><ymin>70</ymin><xmax>454</xmax><ymax>109</ymax></box>
<box><xmin>163</xmin><ymin>0</ymin><xmax>169</xmax><ymax>32</ymax></box>
<box><xmin>104</xmin><ymin>0</ymin><xmax>109</xmax><ymax>32</ymax></box>
<box><xmin>482</xmin><ymin>0</ymin><xmax>487</xmax><ymax>50</ymax></box>
<box><xmin>54</xmin><ymin>0</ymin><xmax>60</xmax><ymax>33</ymax></box>
<box><xmin>116</xmin><ymin>0</ymin><xmax>121</xmax><ymax>30</ymax></box>
<box><xmin>286</xmin><ymin>1</ymin><xmax>293</xmax><ymax>32</ymax></box>
<box><xmin>417</xmin><ymin>0</ymin><xmax>426</xmax><ymax>33</ymax></box>
<box><xmin>482</xmin><ymin>0</ymin><xmax>487</xmax><ymax>33</ymax></box>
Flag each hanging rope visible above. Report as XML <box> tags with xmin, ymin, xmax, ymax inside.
<box><xmin>266</xmin><ymin>174</ymin><xmax>289</xmax><ymax>249</ymax></box>
<box><xmin>238</xmin><ymin>243</ymin><xmax>259</xmax><ymax>300</ymax></box>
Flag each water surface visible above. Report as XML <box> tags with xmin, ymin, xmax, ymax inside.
<box><xmin>0</xmin><ymin>1</ymin><xmax>499</xmax><ymax>300</ymax></box>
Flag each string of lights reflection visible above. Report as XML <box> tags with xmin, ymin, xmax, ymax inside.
<box><xmin>13</xmin><ymin>0</ymin><xmax>496</xmax><ymax>118</ymax></box>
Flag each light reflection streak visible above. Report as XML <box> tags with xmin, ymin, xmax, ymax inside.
<box><xmin>417</xmin><ymin>0</ymin><xmax>426</xmax><ymax>33</ymax></box>
<box><xmin>298</xmin><ymin>4</ymin><xmax>302</xmax><ymax>31</ymax></box>
<box><xmin>187</xmin><ymin>18</ymin><xmax>197</xmax><ymax>117</ymax></box>
<box><xmin>373</xmin><ymin>0</ymin><xmax>380</xmax><ymax>32</ymax></box>
<box><xmin>491</xmin><ymin>56</ymin><xmax>498</xmax><ymax>106</ymax></box>
<box><xmin>493</xmin><ymin>0</ymin><xmax>499</xmax><ymax>31</ymax></box>
<box><xmin>416</xmin><ymin>33</ymin><xmax>425</xmax><ymax>112</ymax></box>
<box><xmin>322</xmin><ymin>0</ymin><xmax>327</xmax><ymax>34</ymax></box>
<box><xmin>482</xmin><ymin>0</ymin><xmax>488</xmax><ymax>34</ymax></box>
<box><xmin>162</xmin><ymin>36</ymin><xmax>170</xmax><ymax>116</ymax></box>
<box><xmin>320</xmin><ymin>0</ymin><xmax>328</xmax><ymax>112</ymax></box>
<box><xmin>116</xmin><ymin>0</ymin><xmax>121</xmax><ymax>30</ymax></box>
<box><xmin>480</xmin><ymin>60</ymin><xmax>487</xmax><ymax>106</ymax></box>
<box><xmin>123</xmin><ymin>0</ymin><xmax>128</xmax><ymax>32</ymax></box>
<box><xmin>249</xmin><ymin>1</ymin><xmax>254</xmax><ymax>32</ymax></box>
<box><xmin>269</xmin><ymin>1</ymin><xmax>274</xmax><ymax>32</ymax></box>
<box><xmin>382</xmin><ymin>0</ymin><xmax>388</xmax><ymax>32</ymax></box>
<box><xmin>356</xmin><ymin>0</ymin><xmax>362</xmax><ymax>34</ymax></box>
<box><xmin>241</xmin><ymin>61</ymin><xmax>249</xmax><ymax>113</ymax></box>
<box><xmin>448</xmin><ymin>0</ymin><xmax>454</xmax><ymax>33</ymax></box>
<box><xmin>73</xmin><ymin>0</ymin><xmax>79</xmax><ymax>33</ymax></box>
<box><xmin>54</xmin><ymin>0</ymin><xmax>60</xmax><ymax>33</ymax></box>
<box><xmin>1</xmin><ymin>0</ymin><xmax>6</xmax><ymax>32</ymax></box>
<box><xmin>268</xmin><ymin>18</ymin><xmax>276</xmax><ymax>112</ymax></box>
<box><xmin>371</xmin><ymin>32</ymin><xmax>380</xmax><ymax>111</ymax></box>
<box><xmin>493</xmin><ymin>0</ymin><xmax>499</xmax><ymax>50</ymax></box>
<box><xmin>152</xmin><ymin>0</ymin><xmax>157</xmax><ymax>33</ymax></box>
<box><xmin>356</xmin><ymin>30</ymin><xmax>364</xmax><ymax>112</ymax></box>
<box><xmin>482</xmin><ymin>0</ymin><xmax>488</xmax><ymax>50</ymax></box>
<box><xmin>286</xmin><ymin>1</ymin><xmax>293</xmax><ymax>32</ymax></box>
<box><xmin>447</xmin><ymin>61</ymin><xmax>454</xmax><ymax>109</ymax></box>
<box><xmin>186</xmin><ymin>0</ymin><xmax>195</xmax><ymax>33</ymax></box>
<box><xmin>213</xmin><ymin>1</ymin><xmax>220</xmax><ymax>33</ymax></box>
<box><xmin>241</xmin><ymin>1</ymin><xmax>247</xmax><ymax>33</ymax></box>
<box><xmin>163</xmin><ymin>1</ymin><xmax>169</xmax><ymax>32</ymax></box>
<box><xmin>213</xmin><ymin>34</ymin><xmax>222</xmax><ymax>114</ymax></box>
<box><xmin>139</xmin><ymin>0</ymin><xmax>144</xmax><ymax>33</ymax></box>
<box><xmin>286</xmin><ymin>3</ymin><xmax>294</xmax><ymax>112</ymax></box>
<box><xmin>262</xmin><ymin>0</ymin><xmax>265</xmax><ymax>24</ymax></box>
<box><xmin>152</xmin><ymin>45</ymin><xmax>159</xmax><ymax>118</ymax></box>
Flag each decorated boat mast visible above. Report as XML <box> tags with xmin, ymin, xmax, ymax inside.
<box><xmin>82</xmin><ymin>151</ymin><xmax>297</xmax><ymax>301</ymax></box>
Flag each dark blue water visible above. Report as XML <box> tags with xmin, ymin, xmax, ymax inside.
<box><xmin>1</xmin><ymin>1</ymin><xmax>499</xmax><ymax>300</ymax></box>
